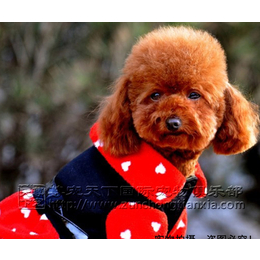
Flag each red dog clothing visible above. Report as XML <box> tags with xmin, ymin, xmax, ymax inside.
<box><xmin>0</xmin><ymin>123</ymin><xmax>207</xmax><ymax>239</ymax></box>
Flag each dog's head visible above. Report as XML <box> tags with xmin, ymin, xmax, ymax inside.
<box><xmin>98</xmin><ymin>26</ymin><xmax>259</xmax><ymax>157</ymax></box>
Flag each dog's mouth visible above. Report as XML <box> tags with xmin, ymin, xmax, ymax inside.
<box><xmin>163</xmin><ymin>131</ymin><xmax>186</xmax><ymax>137</ymax></box>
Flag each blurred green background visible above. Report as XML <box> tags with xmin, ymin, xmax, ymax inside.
<box><xmin>1</xmin><ymin>22</ymin><xmax>260</xmax><ymax>238</ymax></box>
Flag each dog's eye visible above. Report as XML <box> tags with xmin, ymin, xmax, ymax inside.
<box><xmin>188</xmin><ymin>92</ymin><xmax>201</xmax><ymax>100</ymax></box>
<box><xmin>150</xmin><ymin>92</ymin><xmax>161</xmax><ymax>101</ymax></box>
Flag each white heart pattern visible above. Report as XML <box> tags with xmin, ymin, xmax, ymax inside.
<box><xmin>21</xmin><ymin>208</ymin><xmax>31</xmax><ymax>219</ymax></box>
<box><xmin>120</xmin><ymin>229</ymin><xmax>131</xmax><ymax>239</ymax></box>
<box><xmin>94</xmin><ymin>140</ymin><xmax>103</xmax><ymax>148</ymax></box>
<box><xmin>23</xmin><ymin>192</ymin><xmax>33</xmax><ymax>200</ymax></box>
<box><xmin>40</xmin><ymin>214</ymin><xmax>48</xmax><ymax>220</ymax></box>
<box><xmin>177</xmin><ymin>220</ymin><xmax>185</xmax><ymax>229</ymax></box>
<box><xmin>30</xmin><ymin>232</ymin><xmax>38</xmax><ymax>235</ymax></box>
<box><xmin>156</xmin><ymin>192</ymin><xmax>167</xmax><ymax>201</ymax></box>
<box><xmin>121</xmin><ymin>161</ymin><xmax>131</xmax><ymax>172</ymax></box>
<box><xmin>155</xmin><ymin>163</ymin><xmax>166</xmax><ymax>174</ymax></box>
<box><xmin>151</xmin><ymin>222</ymin><xmax>161</xmax><ymax>232</ymax></box>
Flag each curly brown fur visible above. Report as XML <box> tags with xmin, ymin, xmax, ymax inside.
<box><xmin>98</xmin><ymin>26</ymin><xmax>259</xmax><ymax>177</ymax></box>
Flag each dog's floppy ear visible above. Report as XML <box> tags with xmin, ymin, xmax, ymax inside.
<box><xmin>213</xmin><ymin>83</ymin><xmax>259</xmax><ymax>155</ymax></box>
<box><xmin>98</xmin><ymin>76</ymin><xmax>141</xmax><ymax>157</ymax></box>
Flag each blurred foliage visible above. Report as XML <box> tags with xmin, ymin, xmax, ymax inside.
<box><xmin>0</xmin><ymin>22</ymin><xmax>260</xmax><ymax>207</ymax></box>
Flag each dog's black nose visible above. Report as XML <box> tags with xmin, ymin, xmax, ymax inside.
<box><xmin>166</xmin><ymin>117</ymin><xmax>182</xmax><ymax>131</ymax></box>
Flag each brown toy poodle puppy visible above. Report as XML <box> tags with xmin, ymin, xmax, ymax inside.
<box><xmin>0</xmin><ymin>26</ymin><xmax>259</xmax><ymax>239</ymax></box>
<box><xmin>98</xmin><ymin>26</ymin><xmax>259</xmax><ymax>178</ymax></box>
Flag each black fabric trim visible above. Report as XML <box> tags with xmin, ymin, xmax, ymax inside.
<box><xmin>33</xmin><ymin>145</ymin><xmax>196</xmax><ymax>238</ymax></box>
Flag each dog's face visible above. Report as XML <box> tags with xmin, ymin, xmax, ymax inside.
<box><xmin>98</xmin><ymin>27</ymin><xmax>259</xmax><ymax>158</ymax></box>
<box><xmin>126</xmin><ymin>27</ymin><xmax>227</xmax><ymax>153</ymax></box>
<box><xmin>128</xmin><ymin>79</ymin><xmax>225</xmax><ymax>153</ymax></box>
